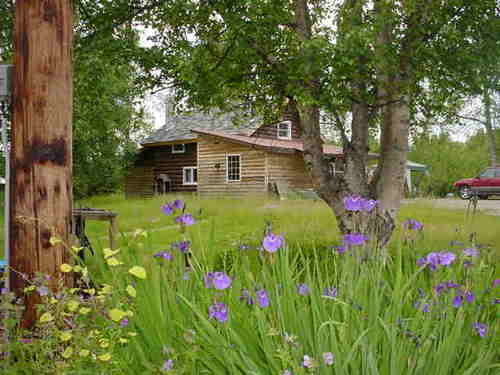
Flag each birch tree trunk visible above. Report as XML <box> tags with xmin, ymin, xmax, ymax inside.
<box><xmin>483</xmin><ymin>89</ymin><xmax>497</xmax><ymax>167</ymax></box>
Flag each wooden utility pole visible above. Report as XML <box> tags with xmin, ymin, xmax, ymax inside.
<box><xmin>10</xmin><ymin>0</ymin><xmax>73</xmax><ymax>328</ymax></box>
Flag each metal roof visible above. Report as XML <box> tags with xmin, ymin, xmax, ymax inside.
<box><xmin>191</xmin><ymin>128</ymin><xmax>344</xmax><ymax>155</ymax></box>
<box><xmin>141</xmin><ymin>111</ymin><xmax>261</xmax><ymax>146</ymax></box>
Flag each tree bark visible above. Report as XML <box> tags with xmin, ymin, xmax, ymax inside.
<box><xmin>483</xmin><ymin>89</ymin><xmax>497</xmax><ymax>167</ymax></box>
<box><xmin>10</xmin><ymin>0</ymin><xmax>73</xmax><ymax>328</ymax></box>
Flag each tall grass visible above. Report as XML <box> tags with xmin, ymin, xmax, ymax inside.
<box><xmin>77</xmin><ymin>196</ymin><xmax>499</xmax><ymax>374</ymax></box>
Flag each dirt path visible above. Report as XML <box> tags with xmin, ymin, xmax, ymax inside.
<box><xmin>404</xmin><ymin>198</ymin><xmax>500</xmax><ymax>216</ymax></box>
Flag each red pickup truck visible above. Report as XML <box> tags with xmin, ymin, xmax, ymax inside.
<box><xmin>453</xmin><ymin>167</ymin><xmax>500</xmax><ymax>199</ymax></box>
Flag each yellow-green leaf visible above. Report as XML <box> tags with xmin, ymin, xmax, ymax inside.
<box><xmin>60</xmin><ymin>264</ymin><xmax>73</xmax><ymax>273</ymax></box>
<box><xmin>126</xmin><ymin>285</ymin><xmax>136</xmax><ymax>298</ymax></box>
<box><xmin>128</xmin><ymin>266</ymin><xmax>146</xmax><ymax>279</ymax></box>
<box><xmin>97</xmin><ymin>353</ymin><xmax>111</xmax><ymax>362</ymax></box>
<box><xmin>61</xmin><ymin>346</ymin><xmax>73</xmax><ymax>359</ymax></box>
<box><xmin>39</xmin><ymin>312</ymin><xmax>54</xmax><ymax>323</ymax></box>
<box><xmin>60</xmin><ymin>331</ymin><xmax>72</xmax><ymax>342</ymax></box>
<box><xmin>108</xmin><ymin>308</ymin><xmax>127</xmax><ymax>322</ymax></box>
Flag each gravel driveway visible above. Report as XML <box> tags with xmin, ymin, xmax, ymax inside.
<box><xmin>404</xmin><ymin>198</ymin><xmax>500</xmax><ymax>216</ymax></box>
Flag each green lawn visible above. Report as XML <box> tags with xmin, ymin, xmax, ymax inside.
<box><xmin>77</xmin><ymin>194</ymin><xmax>500</xmax><ymax>261</ymax></box>
<box><xmin>1</xmin><ymin>193</ymin><xmax>499</xmax><ymax>261</ymax></box>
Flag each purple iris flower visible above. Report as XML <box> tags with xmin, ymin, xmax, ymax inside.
<box><xmin>463</xmin><ymin>248</ymin><xmax>479</xmax><ymax>257</ymax></box>
<box><xmin>493</xmin><ymin>279</ymin><xmax>500</xmax><ymax>288</ymax></box>
<box><xmin>240</xmin><ymin>289</ymin><xmax>254</xmax><ymax>305</ymax></box>
<box><xmin>323</xmin><ymin>352</ymin><xmax>334</xmax><ymax>366</ymax></box>
<box><xmin>297</xmin><ymin>283</ymin><xmax>310</xmax><ymax>296</ymax></box>
<box><xmin>403</xmin><ymin>219</ymin><xmax>423</xmax><ymax>231</ymax></box>
<box><xmin>323</xmin><ymin>287</ymin><xmax>338</xmax><ymax>299</ymax></box>
<box><xmin>343</xmin><ymin>195</ymin><xmax>363</xmax><ymax>211</ymax></box>
<box><xmin>154</xmin><ymin>251</ymin><xmax>173</xmax><ymax>260</ymax></box>
<box><xmin>208</xmin><ymin>302</ymin><xmax>228</xmax><ymax>323</ymax></box>
<box><xmin>452</xmin><ymin>295</ymin><xmax>463</xmax><ymax>308</ymax></box>
<box><xmin>343</xmin><ymin>233</ymin><xmax>368</xmax><ymax>246</ymax></box>
<box><xmin>493</xmin><ymin>299</ymin><xmax>500</xmax><ymax>305</ymax></box>
<box><xmin>120</xmin><ymin>318</ymin><xmax>129</xmax><ymax>327</ymax></box>
<box><xmin>438</xmin><ymin>252</ymin><xmax>456</xmax><ymax>266</ymax></box>
<box><xmin>178</xmin><ymin>241</ymin><xmax>190</xmax><ymax>254</ymax></box>
<box><xmin>256</xmin><ymin>289</ymin><xmax>270</xmax><ymax>308</ymax></box>
<box><xmin>344</xmin><ymin>195</ymin><xmax>377</xmax><ymax>212</ymax></box>
<box><xmin>418</xmin><ymin>251</ymin><xmax>456</xmax><ymax>270</ymax></box>
<box><xmin>465</xmin><ymin>291</ymin><xmax>475</xmax><ymax>304</ymax></box>
<box><xmin>472</xmin><ymin>322</ymin><xmax>488</xmax><ymax>338</ymax></box>
<box><xmin>161</xmin><ymin>204</ymin><xmax>174</xmax><ymax>216</ymax></box>
<box><xmin>172</xmin><ymin>199</ymin><xmax>184</xmax><ymax>210</ymax></box>
<box><xmin>302</xmin><ymin>355</ymin><xmax>313</xmax><ymax>369</ymax></box>
<box><xmin>175</xmin><ymin>213</ymin><xmax>195</xmax><ymax>226</ymax></box>
<box><xmin>421</xmin><ymin>303</ymin><xmax>430</xmax><ymax>313</ymax></box>
<box><xmin>204</xmin><ymin>272</ymin><xmax>232</xmax><ymax>290</ymax></box>
<box><xmin>262</xmin><ymin>233</ymin><xmax>284</xmax><ymax>253</ymax></box>
<box><xmin>161</xmin><ymin>359</ymin><xmax>174</xmax><ymax>371</ymax></box>
<box><xmin>18</xmin><ymin>338</ymin><xmax>33</xmax><ymax>344</ymax></box>
<box><xmin>335</xmin><ymin>245</ymin><xmax>347</xmax><ymax>254</ymax></box>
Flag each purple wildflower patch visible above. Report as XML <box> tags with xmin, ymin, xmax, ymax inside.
<box><xmin>297</xmin><ymin>283</ymin><xmax>310</xmax><ymax>296</ymax></box>
<box><xmin>175</xmin><ymin>213</ymin><xmax>195</xmax><ymax>226</ymax></box>
<box><xmin>154</xmin><ymin>251</ymin><xmax>173</xmax><ymax>261</ymax></box>
<box><xmin>472</xmin><ymin>322</ymin><xmax>488</xmax><ymax>338</ymax></box>
<box><xmin>161</xmin><ymin>204</ymin><xmax>175</xmax><ymax>216</ymax></box>
<box><xmin>262</xmin><ymin>233</ymin><xmax>284</xmax><ymax>253</ymax></box>
<box><xmin>403</xmin><ymin>219</ymin><xmax>423</xmax><ymax>231</ymax></box>
<box><xmin>208</xmin><ymin>302</ymin><xmax>228</xmax><ymax>323</ymax></box>
<box><xmin>343</xmin><ymin>233</ymin><xmax>368</xmax><ymax>246</ymax></box>
<box><xmin>343</xmin><ymin>195</ymin><xmax>377</xmax><ymax>212</ymax></box>
<box><xmin>323</xmin><ymin>286</ymin><xmax>338</xmax><ymax>299</ymax></box>
<box><xmin>204</xmin><ymin>272</ymin><xmax>232</xmax><ymax>290</ymax></box>
<box><xmin>463</xmin><ymin>247</ymin><xmax>479</xmax><ymax>257</ymax></box>
<box><xmin>256</xmin><ymin>289</ymin><xmax>270</xmax><ymax>308</ymax></box>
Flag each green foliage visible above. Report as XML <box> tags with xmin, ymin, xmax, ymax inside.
<box><xmin>408</xmin><ymin>132</ymin><xmax>489</xmax><ymax>197</ymax></box>
<box><xmin>0</xmin><ymin>3</ymin><xmax>152</xmax><ymax>199</ymax></box>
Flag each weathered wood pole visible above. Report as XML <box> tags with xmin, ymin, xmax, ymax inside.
<box><xmin>10</xmin><ymin>0</ymin><xmax>73</xmax><ymax>328</ymax></box>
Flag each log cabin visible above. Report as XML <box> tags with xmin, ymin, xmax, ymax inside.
<box><xmin>124</xmin><ymin>108</ymin><xmax>344</xmax><ymax>198</ymax></box>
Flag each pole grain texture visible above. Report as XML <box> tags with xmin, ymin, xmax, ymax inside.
<box><xmin>10</xmin><ymin>0</ymin><xmax>73</xmax><ymax>328</ymax></box>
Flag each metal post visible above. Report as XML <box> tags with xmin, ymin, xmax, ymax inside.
<box><xmin>1</xmin><ymin>100</ymin><xmax>9</xmax><ymax>291</ymax></box>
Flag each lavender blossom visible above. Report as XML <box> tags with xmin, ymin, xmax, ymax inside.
<box><xmin>154</xmin><ymin>251</ymin><xmax>173</xmax><ymax>261</ymax></box>
<box><xmin>343</xmin><ymin>233</ymin><xmax>368</xmax><ymax>246</ymax></box>
<box><xmin>175</xmin><ymin>213</ymin><xmax>195</xmax><ymax>226</ymax></box>
<box><xmin>403</xmin><ymin>219</ymin><xmax>423</xmax><ymax>231</ymax></box>
<box><xmin>262</xmin><ymin>233</ymin><xmax>284</xmax><ymax>253</ymax></box>
<box><xmin>323</xmin><ymin>352</ymin><xmax>334</xmax><ymax>366</ymax></box>
<box><xmin>256</xmin><ymin>289</ymin><xmax>270</xmax><ymax>308</ymax></box>
<box><xmin>323</xmin><ymin>287</ymin><xmax>338</xmax><ymax>299</ymax></box>
<box><xmin>473</xmin><ymin>322</ymin><xmax>488</xmax><ymax>338</ymax></box>
<box><xmin>172</xmin><ymin>199</ymin><xmax>184</xmax><ymax>210</ymax></box>
<box><xmin>204</xmin><ymin>272</ymin><xmax>232</xmax><ymax>290</ymax></box>
<box><xmin>161</xmin><ymin>359</ymin><xmax>174</xmax><ymax>372</ymax></box>
<box><xmin>208</xmin><ymin>302</ymin><xmax>228</xmax><ymax>323</ymax></box>
<box><xmin>297</xmin><ymin>283</ymin><xmax>310</xmax><ymax>296</ymax></box>
<box><xmin>463</xmin><ymin>247</ymin><xmax>479</xmax><ymax>257</ymax></box>
<box><xmin>302</xmin><ymin>355</ymin><xmax>313</xmax><ymax>369</ymax></box>
<box><xmin>161</xmin><ymin>204</ymin><xmax>174</xmax><ymax>216</ymax></box>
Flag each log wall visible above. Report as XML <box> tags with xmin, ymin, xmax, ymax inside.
<box><xmin>266</xmin><ymin>152</ymin><xmax>314</xmax><ymax>190</ymax></box>
<box><xmin>197</xmin><ymin>135</ymin><xmax>267</xmax><ymax>196</ymax></box>
<box><xmin>124</xmin><ymin>142</ymin><xmax>197</xmax><ymax>197</ymax></box>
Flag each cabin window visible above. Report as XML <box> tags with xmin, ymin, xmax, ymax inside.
<box><xmin>172</xmin><ymin>143</ymin><xmax>185</xmax><ymax>153</ymax></box>
<box><xmin>226</xmin><ymin>154</ymin><xmax>241</xmax><ymax>182</ymax></box>
<box><xmin>183</xmin><ymin>167</ymin><xmax>198</xmax><ymax>185</ymax></box>
<box><xmin>277</xmin><ymin>121</ymin><xmax>292</xmax><ymax>140</ymax></box>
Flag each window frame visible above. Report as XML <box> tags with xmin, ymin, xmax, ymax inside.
<box><xmin>171</xmin><ymin>143</ymin><xmax>186</xmax><ymax>154</ymax></box>
<box><xmin>182</xmin><ymin>166</ymin><xmax>198</xmax><ymax>185</ymax></box>
<box><xmin>480</xmin><ymin>168</ymin><xmax>495</xmax><ymax>178</ymax></box>
<box><xmin>226</xmin><ymin>154</ymin><xmax>241</xmax><ymax>182</ymax></box>
<box><xmin>277</xmin><ymin>121</ymin><xmax>292</xmax><ymax>140</ymax></box>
